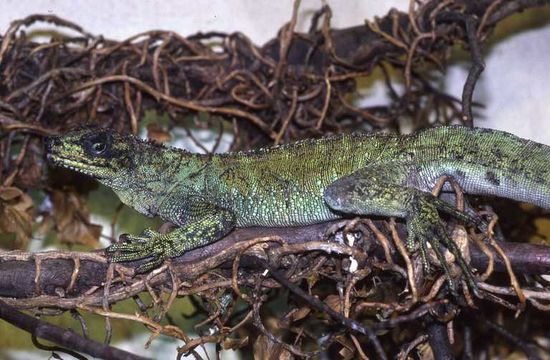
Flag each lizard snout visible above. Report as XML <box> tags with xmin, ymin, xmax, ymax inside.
<box><xmin>46</xmin><ymin>135</ymin><xmax>62</xmax><ymax>152</ymax></box>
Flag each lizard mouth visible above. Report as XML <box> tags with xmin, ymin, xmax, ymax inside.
<box><xmin>47</xmin><ymin>153</ymin><xmax>107</xmax><ymax>179</ymax></box>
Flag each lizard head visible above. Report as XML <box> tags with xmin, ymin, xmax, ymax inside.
<box><xmin>46</xmin><ymin>127</ymin><xmax>136</xmax><ymax>186</ymax></box>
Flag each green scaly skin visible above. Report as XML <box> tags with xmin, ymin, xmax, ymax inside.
<box><xmin>47</xmin><ymin>126</ymin><xmax>550</xmax><ymax>293</ymax></box>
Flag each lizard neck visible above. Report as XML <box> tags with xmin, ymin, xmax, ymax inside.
<box><xmin>104</xmin><ymin>142</ymin><xmax>210</xmax><ymax>217</ymax></box>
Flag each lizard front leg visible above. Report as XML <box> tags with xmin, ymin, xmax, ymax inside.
<box><xmin>106</xmin><ymin>200</ymin><xmax>235</xmax><ymax>273</ymax></box>
<box><xmin>323</xmin><ymin>165</ymin><xmax>479</xmax><ymax>294</ymax></box>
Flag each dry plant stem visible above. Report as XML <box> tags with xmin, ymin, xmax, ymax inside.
<box><xmin>0</xmin><ymin>14</ymin><xmax>94</xmax><ymax>64</ymax></box>
<box><xmin>0</xmin><ymin>232</ymin><xmax>352</xmax><ymax>308</ymax></box>
<box><xmin>350</xmin><ymin>334</ymin><xmax>369</xmax><ymax>360</ymax></box>
<box><xmin>71</xmin><ymin>309</ymin><xmax>89</xmax><ymax>338</ymax></box>
<box><xmin>315</xmin><ymin>68</ymin><xmax>332</xmax><ymax>129</ymax></box>
<box><xmin>478</xmin><ymin>0</ymin><xmax>505</xmax><ymax>38</ymax></box>
<box><xmin>486</xmin><ymin>216</ymin><xmax>527</xmax><ymax>308</ymax></box>
<box><xmin>397</xmin><ymin>334</ymin><xmax>429</xmax><ymax>360</ymax></box>
<box><xmin>26</xmin><ymin>251</ymin><xmax>105</xmax><ymax>296</ymax></box>
<box><xmin>259</xmin><ymin>259</ymin><xmax>388</xmax><ymax>360</ymax></box>
<box><xmin>366</xmin><ymin>19</ymin><xmax>408</xmax><ymax>50</ymax></box>
<box><xmin>181</xmin><ymin>309</ymin><xmax>253</xmax><ymax>355</ymax></box>
<box><xmin>273</xmin><ymin>0</ymin><xmax>302</xmax><ymax>83</ymax></box>
<box><xmin>192</xmin><ymin>306</ymin><xmax>221</xmax><ymax>330</ymax></box>
<box><xmin>80</xmin><ymin>304</ymin><xmax>191</xmax><ymax>343</ymax></box>
<box><xmin>478</xmin><ymin>283</ymin><xmax>550</xmax><ymax>301</ymax></box>
<box><xmin>251</xmin><ymin>300</ymin><xmax>314</xmax><ymax>358</ymax></box>
<box><xmin>461</xmin><ymin>15</ymin><xmax>485</xmax><ymax>128</ymax></box>
<box><xmin>231</xmin><ymin>250</ymin><xmax>248</xmax><ymax>301</ymax></box>
<box><xmin>343</xmin><ymin>268</ymin><xmax>371</xmax><ymax>318</ymax></box>
<box><xmin>461</xmin><ymin>279</ymin><xmax>476</xmax><ymax>308</ymax></box>
<box><xmin>103</xmin><ymin>263</ymin><xmax>115</xmax><ymax>345</ymax></box>
<box><xmin>405</xmin><ymin>32</ymin><xmax>435</xmax><ymax>89</ymax></box>
<box><xmin>155</xmin><ymin>264</ymin><xmax>180</xmax><ymax>324</ymax></box>
<box><xmin>372</xmin><ymin>301</ymin><xmax>448</xmax><ymax>331</ymax></box>
<box><xmin>389</xmin><ymin>219</ymin><xmax>419</xmax><ymax>303</ymax></box>
<box><xmin>274</xmin><ymin>88</ymin><xmax>298</xmax><ymax>144</ymax></box>
<box><xmin>230</xmin><ymin>236</ymin><xmax>280</xmax><ymax>300</ymax></box>
<box><xmin>143</xmin><ymin>263</ymin><xmax>171</xmax><ymax>306</ymax></box>
<box><xmin>2</xmin><ymin>134</ymin><xmax>29</xmax><ymax>187</ymax></box>
<box><xmin>482</xmin><ymin>318</ymin><xmax>542</xmax><ymax>360</ymax></box>
<box><xmin>180</xmin><ymin>116</ymin><xmax>211</xmax><ymax>154</ymax></box>
<box><xmin>408</xmin><ymin>0</ymin><xmax>422</xmax><ymax>35</ymax></box>
<box><xmin>0</xmin><ymin>299</ymin><xmax>147</xmax><ymax>360</ymax></box>
<box><xmin>1</xmin><ymin>1</ymin><xmax>547</xmax><ymax>156</ymax></box>
<box><xmin>437</xmin><ymin>11</ymin><xmax>486</xmax><ymax>127</ymax></box>
<box><xmin>482</xmin><ymin>290</ymin><xmax>519</xmax><ymax>311</ymax></box>
<box><xmin>31</xmin><ymin>331</ymin><xmax>87</xmax><ymax>360</ymax></box>
<box><xmin>529</xmin><ymin>299</ymin><xmax>550</xmax><ymax>311</ymax></box>
<box><xmin>122</xmin><ymin>62</ymin><xmax>139</xmax><ymax>134</ymax></box>
<box><xmin>431</xmin><ymin>175</ymin><xmax>465</xmax><ymax>211</ymax></box>
<box><xmin>0</xmin><ymin>116</ymin><xmax>56</xmax><ymax>135</ymax></box>
<box><xmin>354</xmin><ymin>300</ymin><xmax>408</xmax><ymax>314</ymax></box>
<box><xmin>55</xmin><ymin>75</ymin><xmax>277</xmax><ymax>138</ymax></box>
<box><xmin>67</xmin><ymin>257</ymin><xmax>81</xmax><ymax>292</ymax></box>
<box><xmin>320</xmin><ymin>6</ymin><xmax>358</xmax><ymax>69</ymax></box>
<box><xmin>366</xmin><ymin>219</ymin><xmax>394</xmax><ymax>264</ymax></box>
<box><xmin>471</xmin><ymin>233</ymin><xmax>494</xmax><ymax>281</ymax></box>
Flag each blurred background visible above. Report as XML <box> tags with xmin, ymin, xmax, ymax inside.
<box><xmin>2</xmin><ymin>0</ymin><xmax>550</xmax><ymax>143</ymax></box>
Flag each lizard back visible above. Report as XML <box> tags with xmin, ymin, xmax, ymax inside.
<box><xmin>202</xmin><ymin>126</ymin><xmax>550</xmax><ymax>227</ymax></box>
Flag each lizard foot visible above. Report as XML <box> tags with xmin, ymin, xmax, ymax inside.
<box><xmin>105</xmin><ymin>228</ymin><xmax>175</xmax><ymax>273</ymax></box>
<box><xmin>407</xmin><ymin>195</ymin><xmax>480</xmax><ymax>297</ymax></box>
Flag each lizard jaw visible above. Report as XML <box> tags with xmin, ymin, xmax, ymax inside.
<box><xmin>47</xmin><ymin>153</ymin><xmax>106</xmax><ymax>179</ymax></box>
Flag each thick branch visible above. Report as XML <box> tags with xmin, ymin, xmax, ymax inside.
<box><xmin>0</xmin><ymin>299</ymin><xmax>148</xmax><ymax>360</ymax></box>
<box><xmin>1</xmin><ymin>220</ymin><xmax>549</xmax><ymax>306</ymax></box>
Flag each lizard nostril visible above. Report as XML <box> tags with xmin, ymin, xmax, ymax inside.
<box><xmin>46</xmin><ymin>136</ymin><xmax>62</xmax><ymax>151</ymax></box>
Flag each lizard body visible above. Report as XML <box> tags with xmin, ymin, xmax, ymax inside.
<box><xmin>47</xmin><ymin>126</ymin><xmax>550</xmax><ymax>289</ymax></box>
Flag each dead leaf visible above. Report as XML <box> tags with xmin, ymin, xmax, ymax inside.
<box><xmin>324</xmin><ymin>294</ymin><xmax>343</xmax><ymax>313</ymax></box>
<box><xmin>147</xmin><ymin>123</ymin><xmax>172</xmax><ymax>143</ymax></box>
<box><xmin>222</xmin><ymin>336</ymin><xmax>248</xmax><ymax>350</ymax></box>
<box><xmin>17</xmin><ymin>145</ymin><xmax>44</xmax><ymax>188</ymax></box>
<box><xmin>335</xmin><ymin>334</ymin><xmax>356</xmax><ymax>360</ymax></box>
<box><xmin>253</xmin><ymin>334</ymin><xmax>294</xmax><ymax>360</ymax></box>
<box><xmin>0</xmin><ymin>186</ymin><xmax>34</xmax><ymax>249</ymax></box>
<box><xmin>0</xmin><ymin>187</ymin><xmax>24</xmax><ymax>201</ymax></box>
<box><xmin>283</xmin><ymin>306</ymin><xmax>311</xmax><ymax>325</ymax></box>
<box><xmin>49</xmin><ymin>189</ymin><xmax>102</xmax><ymax>247</ymax></box>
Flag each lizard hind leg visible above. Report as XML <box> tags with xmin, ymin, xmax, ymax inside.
<box><xmin>407</xmin><ymin>194</ymin><xmax>479</xmax><ymax>296</ymax></box>
<box><xmin>324</xmin><ymin>166</ymin><xmax>479</xmax><ymax>296</ymax></box>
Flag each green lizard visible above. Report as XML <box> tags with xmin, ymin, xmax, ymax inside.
<box><xmin>46</xmin><ymin>126</ymin><xmax>550</xmax><ymax>292</ymax></box>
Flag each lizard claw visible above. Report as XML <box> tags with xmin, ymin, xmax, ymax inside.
<box><xmin>407</xmin><ymin>195</ymin><xmax>479</xmax><ymax>297</ymax></box>
<box><xmin>105</xmin><ymin>229</ymin><xmax>173</xmax><ymax>273</ymax></box>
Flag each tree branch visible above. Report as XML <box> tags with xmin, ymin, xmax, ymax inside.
<box><xmin>0</xmin><ymin>299</ymin><xmax>148</xmax><ymax>360</ymax></box>
<box><xmin>1</xmin><ymin>220</ymin><xmax>549</xmax><ymax>306</ymax></box>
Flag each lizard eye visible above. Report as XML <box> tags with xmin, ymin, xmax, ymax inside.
<box><xmin>85</xmin><ymin>132</ymin><xmax>111</xmax><ymax>157</ymax></box>
<box><xmin>91</xmin><ymin>141</ymin><xmax>106</xmax><ymax>155</ymax></box>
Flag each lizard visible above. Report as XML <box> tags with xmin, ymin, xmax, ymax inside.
<box><xmin>46</xmin><ymin>125</ymin><xmax>550</xmax><ymax>293</ymax></box>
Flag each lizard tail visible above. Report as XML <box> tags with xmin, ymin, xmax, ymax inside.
<box><xmin>416</xmin><ymin>127</ymin><xmax>550</xmax><ymax>210</ymax></box>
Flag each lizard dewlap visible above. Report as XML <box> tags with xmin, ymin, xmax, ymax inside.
<box><xmin>47</xmin><ymin>126</ymin><xmax>550</xmax><ymax>290</ymax></box>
